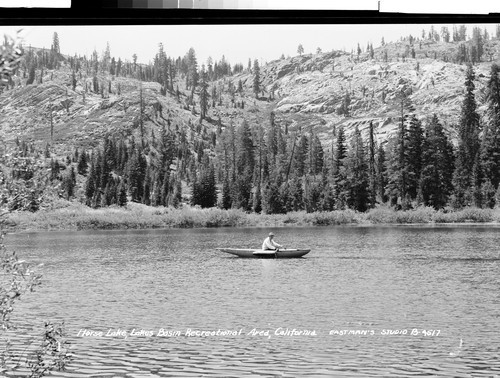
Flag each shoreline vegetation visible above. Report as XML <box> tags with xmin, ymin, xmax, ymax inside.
<box><xmin>5</xmin><ymin>202</ymin><xmax>500</xmax><ymax>232</ymax></box>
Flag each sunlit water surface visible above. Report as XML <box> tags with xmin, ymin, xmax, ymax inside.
<box><xmin>4</xmin><ymin>226</ymin><xmax>500</xmax><ymax>377</ymax></box>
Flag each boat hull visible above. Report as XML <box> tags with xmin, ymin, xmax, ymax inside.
<box><xmin>217</xmin><ymin>248</ymin><xmax>310</xmax><ymax>258</ymax></box>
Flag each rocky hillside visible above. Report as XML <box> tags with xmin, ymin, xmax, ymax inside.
<box><xmin>1</xmin><ymin>37</ymin><xmax>500</xmax><ymax>155</ymax></box>
<box><xmin>230</xmin><ymin>37</ymin><xmax>500</xmax><ymax>144</ymax></box>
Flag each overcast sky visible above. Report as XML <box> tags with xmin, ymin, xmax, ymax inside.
<box><xmin>1</xmin><ymin>24</ymin><xmax>498</xmax><ymax>67</ymax></box>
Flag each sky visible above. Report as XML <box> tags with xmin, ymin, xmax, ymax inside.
<box><xmin>1</xmin><ymin>24</ymin><xmax>499</xmax><ymax>67</ymax></box>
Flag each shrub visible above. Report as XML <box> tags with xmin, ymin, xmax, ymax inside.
<box><xmin>0</xmin><ymin>217</ymin><xmax>72</xmax><ymax>376</ymax></box>
<box><xmin>394</xmin><ymin>207</ymin><xmax>435</xmax><ymax>224</ymax></box>
<box><xmin>305</xmin><ymin>210</ymin><xmax>360</xmax><ymax>226</ymax></box>
<box><xmin>432</xmin><ymin>207</ymin><xmax>493</xmax><ymax>223</ymax></box>
<box><xmin>366</xmin><ymin>207</ymin><xmax>397</xmax><ymax>223</ymax></box>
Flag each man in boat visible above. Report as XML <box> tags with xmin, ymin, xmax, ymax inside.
<box><xmin>262</xmin><ymin>232</ymin><xmax>283</xmax><ymax>251</ymax></box>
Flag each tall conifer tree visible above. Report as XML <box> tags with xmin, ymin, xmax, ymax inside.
<box><xmin>346</xmin><ymin>126</ymin><xmax>369</xmax><ymax>212</ymax></box>
<box><xmin>333</xmin><ymin>126</ymin><xmax>348</xmax><ymax>209</ymax></box>
<box><xmin>367</xmin><ymin>121</ymin><xmax>377</xmax><ymax>207</ymax></box>
<box><xmin>419</xmin><ymin>114</ymin><xmax>455</xmax><ymax>208</ymax></box>
<box><xmin>453</xmin><ymin>64</ymin><xmax>481</xmax><ymax>207</ymax></box>
<box><xmin>253</xmin><ymin>59</ymin><xmax>260</xmax><ymax>99</ymax></box>
<box><xmin>198</xmin><ymin>64</ymin><xmax>209</xmax><ymax>120</ymax></box>
<box><xmin>480</xmin><ymin>64</ymin><xmax>500</xmax><ymax>192</ymax></box>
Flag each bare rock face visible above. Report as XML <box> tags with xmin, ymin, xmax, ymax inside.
<box><xmin>0</xmin><ymin>39</ymin><xmax>497</xmax><ymax>153</ymax></box>
<box><xmin>257</xmin><ymin>50</ymin><xmax>492</xmax><ymax>144</ymax></box>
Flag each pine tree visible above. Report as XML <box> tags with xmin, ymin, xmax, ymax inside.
<box><xmin>26</xmin><ymin>64</ymin><xmax>35</xmax><ymax>85</ymax></box>
<box><xmin>185</xmin><ymin>47</ymin><xmax>198</xmax><ymax>91</ymax></box>
<box><xmin>276</xmin><ymin>123</ymin><xmax>288</xmax><ymax>177</ymax></box>
<box><xmin>92</xmin><ymin>74</ymin><xmax>98</xmax><ymax>93</ymax></box>
<box><xmin>308</xmin><ymin>133</ymin><xmax>324</xmax><ymax>176</ymax></box>
<box><xmin>171</xmin><ymin>178</ymin><xmax>182</xmax><ymax>208</ymax></box>
<box><xmin>386</xmin><ymin>91</ymin><xmax>416</xmax><ymax>208</ymax></box>
<box><xmin>198</xmin><ymin>163</ymin><xmax>217</xmax><ymax>208</ymax></box>
<box><xmin>221</xmin><ymin>176</ymin><xmax>232</xmax><ymax>210</ymax></box>
<box><xmin>50</xmin><ymin>32</ymin><xmax>60</xmax><ymax>69</ymax></box>
<box><xmin>77</xmin><ymin>150</ymin><xmax>88</xmax><ymax>176</ymax></box>
<box><xmin>110</xmin><ymin>57</ymin><xmax>116</xmax><ymax>76</ymax></box>
<box><xmin>317</xmin><ymin>168</ymin><xmax>335</xmax><ymax>211</ymax></box>
<box><xmin>263</xmin><ymin>174</ymin><xmax>283</xmax><ymax>214</ymax></box>
<box><xmin>236</xmin><ymin>119</ymin><xmax>255</xmax><ymax>176</ymax></box>
<box><xmin>472</xmin><ymin>152</ymin><xmax>483</xmax><ymax>207</ymax></box>
<box><xmin>376</xmin><ymin>144</ymin><xmax>387</xmax><ymax>203</ymax></box>
<box><xmin>116</xmin><ymin>57</ymin><xmax>122</xmax><ymax>76</ymax></box>
<box><xmin>117</xmin><ymin>180</ymin><xmax>128</xmax><ymax>206</ymax></box>
<box><xmin>406</xmin><ymin>116</ymin><xmax>424</xmax><ymax>200</ymax></box>
<box><xmin>139</xmin><ymin>85</ymin><xmax>145</xmax><ymax>149</ymax></box>
<box><xmin>387</xmin><ymin>122</ymin><xmax>408</xmax><ymax>208</ymax></box>
<box><xmin>441</xmin><ymin>26</ymin><xmax>451</xmax><ymax>43</ymax></box>
<box><xmin>127</xmin><ymin>147</ymin><xmax>147</xmax><ymax>202</ymax></box>
<box><xmin>151</xmin><ymin>172</ymin><xmax>162</xmax><ymax>207</ymax></box>
<box><xmin>252</xmin><ymin>182</ymin><xmax>262</xmax><ymax>213</ymax></box>
<box><xmin>266</xmin><ymin>112</ymin><xmax>278</xmax><ymax>164</ymax></box>
<box><xmin>288</xmin><ymin>175</ymin><xmax>304</xmax><ymax>211</ymax></box>
<box><xmin>481</xmin><ymin>179</ymin><xmax>496</xmax><ymax>209</ymax></box>
<box><xmin>367</xmin><ymin>121</ymin><xmax>377</xmax><ymax>207</ymax></box>
<box><xmin>102</xmin><ymin>182</ymin><xmax>113</xmax><ymax>207</ymax></box>
<box><xmin>294</xmin><ymin>135</ymin><xmax>308</xmax><ymax>177</ymax></box>
<box><xmin>233</xmin><ymin>173</ymin><xmax>253</xmax><ymax>211</ymax></box>
<box><xmin>304</xmin><ymin>177</ymin><xmax>322</xmax><ymax>213</ymax></box>
<box><xmin>253</xmin><ymin>59</ymin><xmax>260</xmax><ymax>99</ymax></box>
<box><xmin>198</xmin><ymin>64</ymin><xmax>209</xmax><ymax>120</ymax></box>
<box><xmin>346</xmin><ymin>126</ymin><xmax>369</xmax><ymax>212</ymax></box>
<box><xmin>480</xmin><ymin>64</ymin><xmax>500</xmax><ymax>190</ymax></box>
<box><xmin>452</xmin><ymin>64</ymin><xmax>481</xmax><ymax>207</ymax></box>
<box><xmin>102</xmin><ymin>42</ymin><xmax>111</xmax><ymax>73</ymax></box>
<box><xmin>297</xmin><ymin>44</ymin><xmax>304</xmax><ymax>56</ymax></box>
<box><xmin>142</xmin><ymin>167</ymin><xmax>151</xmax><ymax>205</ymax></box>
<box><xmin>419</xmin><ymin>114</ymin><xmax>455</xmax><ymax>209</ymax></box>
<box><xmin>471</xmin><ymin>27</ymin><xmax>484</xmax><ymax>63</ymax></box>
<box><xmin>339</xmin><ymin>92</ymin><xmax>351</xmax><ymax>117</ymax></box>
<box><xmin>333</xmin><ymin>126</ymin><xmax>348</xmax><ymax>209</ymax></box>
<box><xmin>63</xmin><ymin>167</ymin><xmax>76</xmax><ymax>200</ymax></box>
<box><xmin>191</xmin><ymin>174</ymin><xmax>201</xmax><ymax>207</ymax></box>
<box><xmin>85</xmin><ymin>157</ymin><xmax>96</xmax><ymax>206</ymax></box>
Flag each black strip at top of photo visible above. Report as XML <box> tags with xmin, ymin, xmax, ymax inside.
<box><xmin>1</xmin><ymin>4</ymin><xmax>500</xmax><ymax>26</ymax></box>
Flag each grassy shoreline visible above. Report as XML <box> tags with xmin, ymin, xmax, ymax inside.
<box><xmin>4</xmin><ymin>202</ymin><xmax>500</xmax><ymax>232</ymax></box>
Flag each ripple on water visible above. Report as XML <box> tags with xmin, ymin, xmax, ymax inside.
<box><xmin>3</xmin><ymin>227</ymin><xmax>500</xmax><ymax>377</ymax></box>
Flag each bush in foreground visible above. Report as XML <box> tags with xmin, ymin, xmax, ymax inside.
<box><xmin>0</xmin><ymin>216</ymin><xmax>72</xmax><ymax>376</ymax></box>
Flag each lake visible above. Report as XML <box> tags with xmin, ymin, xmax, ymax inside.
<box><xmin>3</xmin><ymin>226</ymin><xmax>500</xmax><ymax>377</ymax></box>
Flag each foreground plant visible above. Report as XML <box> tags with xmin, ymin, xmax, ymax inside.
<box><xmin>0</xmin><ymin>214</ymin><xmax>72</xmax><ymax>377</ymax></box>
<box><xmin>0</xmin><ymin>30</ymin><xmax>23</xmax><ymax>87</ymax></box>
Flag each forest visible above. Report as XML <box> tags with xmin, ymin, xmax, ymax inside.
<box><xmin>2</xmin><ymin>27</ymin><xmax>500</xmax><ymax>219</ymax></box>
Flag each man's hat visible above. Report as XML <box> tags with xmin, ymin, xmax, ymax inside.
<box><xmin>269</xmin><ymin>232</ymin><xmax>275</xmax><ymax>236</ymax></box>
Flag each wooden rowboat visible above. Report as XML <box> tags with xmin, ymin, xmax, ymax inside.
<box><xmin>217</xmin><ymin>248</ymin><xmax>310</xmax><ymax>258</ymax></box>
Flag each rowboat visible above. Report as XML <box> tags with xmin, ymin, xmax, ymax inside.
<box><xmin>217</xmin><ymin>248</ymin><xmax>310</xmax><ymax>258</ymax></box>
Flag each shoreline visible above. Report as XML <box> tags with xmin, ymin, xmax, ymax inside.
<box><xmin>8</xmin><ymin>223</ymin><xmax>500</xmax><ymax>236</ymax></box>
<box><xmin>4</xmin><ymin>202</ymin><xmax>500</xmax><ymax>233</ymax></box>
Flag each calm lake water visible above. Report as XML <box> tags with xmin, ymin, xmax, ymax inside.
<box><xmin>3</xmin><ymin>226</ymin><xmax>500</xmax><ymax>377</ymax></box>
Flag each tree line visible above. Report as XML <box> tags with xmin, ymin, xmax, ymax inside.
<box><xmin>8</xmin><ymin>33</ymin><xmax>243</xmax><ymax>95</ymax></box>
